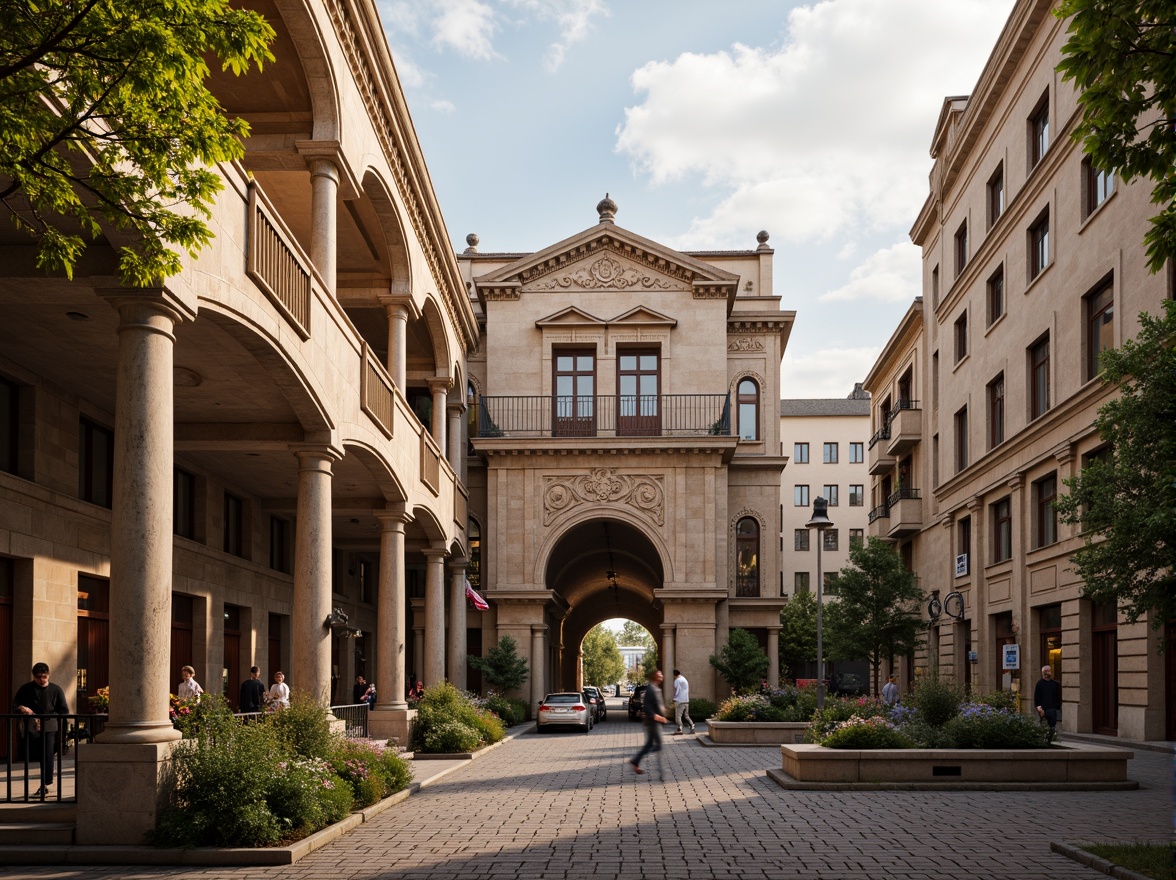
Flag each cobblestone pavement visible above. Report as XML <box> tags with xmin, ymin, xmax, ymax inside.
<box><xmin>8</xmin><ymin>710</ymin><xmax>1172</xmax><ymax>880</ymax></box>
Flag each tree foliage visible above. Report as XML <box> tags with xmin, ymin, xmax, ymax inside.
<box><xmin>616</xmin><ymin>620</ymin><xmax>654</xmax><ymax>648</ymax></box>
<box><xmin>468</xmin><ymin>635</ymin><xmax>529</xmax><ymax>694</ymax></box>
<box><xmin>581</xmin><ymin>625</ymin><xmax>625</xmax><ymax>687</ymax></box>
<box><xmin>824</xmin><ymin>537</ymin><xmax>924</xmax><ymax>696</ymax></box>
<box><xmin>0</xmin><ymin>0</ymin><xmax>274</xmax><ymax>285</ymax></box>
<box><xmin>639</xmin><ymin>646</ymin><xmax>659</xmax><ymax>682</ymax></box>
<box><xmin>779</xmin><ymin>590</ymin><xmax>818</xmax><ymax>679</ymax></box>
<box><xmin>1056</xmin><ymin>0</ymin><xmax>1176</xmax><ymax>271</ymax></box>
<box><xmin>1056</xmin><ymin>300</ymin><xmax>1176</xmax><ymax>627</ymax></box>
<box><xmin>709</xmin><ymin>627</ymin><xmax>769</xmax><ymax>694</ymax></box>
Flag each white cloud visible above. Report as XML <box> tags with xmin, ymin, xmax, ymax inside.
<box><xmin>781</xmin><ymin>345</ymin><xmax>882</xmax><ymax>400</ymax></box>
<box><xmin>505</xmin><ymin>0</ymin><xmax>610</xmax><ymax>70</ymax></box>
<box><xmin>431</xmin><ymin>99</ymin><xmax>458</xmax><ymax>114</ymax></box>
<box><xmin>430</xmin><ymin>0</ymin><xmax>501</xmax><ymax>60</ymax></box>
<box><xmin>821</xmin><ymin>242</ymin><xmax>921</xmax><ymax>304</ymax></box>
<box><xmin>616</xmin><ymin>0</ymin><xmax>1013</xmax><ymax>249</ymax></box>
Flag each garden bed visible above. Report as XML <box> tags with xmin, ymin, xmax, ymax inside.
<box><xmin>706</xmin><ymin>721</ymin><xmax>809</xmax><ymax>745</ymax></box>
<box><xmin>769</xmin><ymin>742</ymin><xmax>1138</xmax><ymax>790</ymax></box>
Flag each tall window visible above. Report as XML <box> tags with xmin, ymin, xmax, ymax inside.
<box><xmin>1</xmin><ymin>376</ymin><xmax>18</xmax><ymax>475</ymax></box>
<box><xmin>467</xmin><ymin>519</ymin><xmax>481</xmax><ymax>589</ymax></box>
<box><xmin>992</xmin><ymin>497</ymin><xmax>1012</xmax><ymax>562</ymax></box>
<box><xmin>1029</xmin><ymin>210</ymin><xmax>1050</xmax><ymax>279</ymax></box>
<box><xmin>987</xmin><ymin>372</ymin><xmax>1005</xmax><ymax>450</ymax></box>
<box><xmin>849</xmin><ymin>484</ymin><xmax>864</xmax><ymax>507</ymax></box>
<box><xmin>849</xmin><ymin>528</ymin><xmax>864</xmax><ymax>547</ymax></box>
<box><xmin>823</xmin><ymin>485</ymin><xmax>839</xmax><ymax>507</ymax></box>
<box><xmin>954</xmin><ymin>311</ymin><xmax>968</xmax><ymax>362</ymax></box>
<box><xmin>174</xmin><ymin>468</ymin><xmax>196</xmax><ymax>539</ymax></box>
<box><xmin>932</xmin><ymin>264</ymin><xmax>940</xmax><ymax>308</ymax></box>
<box><xmin>823</xmin><ymin>530</ymin><xmax>839</xmax><ymax>552</ymax></box>
<box><xmin>849</xmin><ymin>442</ymin><xmax>864</xmax><ymax>463</ymax></box>
<box><xmin>1085</xmin><ymin>281</ymin><xmax>1114</xmax><ymax>381</ymax></box>
<box><xmin>954</xmin><ymin>405</ymin><xmax>968</xmax><ymax>473</ymax></box>
<box><xmin>823</xmin><ymin>572</ymin><xmax>840</xmax><ymax>596</ymax></box>
<box><xmin>1030</xmin><ymin>334</ymin><xmax>1050</xmax><ymax>419</ymax></box>
<box><xmin>957</xmin><ymin>516</ymin><xmax>971</xmax><ymax>574</ymax></box>
<box><xmin>618</xmin><ymin>349</ymin><xmax>661</xmax><ymax>436</ymax></box>
<box><xmin>822</xmin><ymin>442</ymin><xmax>838</xmax><ymax>463</ymax></box>
<box><xmin>79</xmin><ymin>418</ymin><xmax>114</xmax><ymax>508</ymax></box>
<box><xmin>224</xmin><ymin>492</ymin><xmax>245</xmax><ymax>558</ymax></box>
<box><xmin>553</xmin><ymin>348</ymin><xmax>595</xmax><ymax>437</ymax></box>
<box><xmin>987</xmin><ymin>266</ymin><xmax>1004</xmax><ymax>326</ymax></box>
<box><xmin>735</xmin><ymin>517</ymin><xmax>759</xmax><ymax>597</ymax></box>
<box><xmin>932</xmin><ymin>351</ymin><xmax>939</xmax><ymax>410</ymax></box>
<box><xmin>793</xmin><ymin>485</ymin><xmax>809</xmax><ymax>506</ymax></box>
<box><xmin>954</xmin><ymin>220</ymin><xmax>968</xmax><ymax>277</ymax></box>
<box><xmin>1083</xmin><ymin>159</ymin><xmax>1114</xmax><ymax>216</ymax></box>
<box><xmin>1034</xmin><ymin>473</ymin><xmax>1058</xmax><ymax>548</ymax></box>
<box><xmin>794</xmin><ymin>572</ymin><xmax>810</xmax><ymax>594</ymax></box>
<box><xmin>736</xmin><ymin>378</ymin><xmax>759</xmax><ymax>441</ymax></box>
<box><xmin>987</xmin><ymin>164</ymin><xmax>1005</xmax><ymax>228</ymax></box>
<box><xmin>1029</xmin><ymin>94</ymin><xmax>1049</xmax><ymax>167</ymax></box>
<box><xmin>794</xmin><ymin>442</ymin><xmax>809</xmax><ymax>463</ymax></box>
<box><xmin>269</xmin><ymin>516</ymin><xmax>291</xmax><ymax>573</ymax></box>
<box><xmin>794</xmin><ymin>529</ymin><xmax>810</xmax><ymax>551</ymax></box>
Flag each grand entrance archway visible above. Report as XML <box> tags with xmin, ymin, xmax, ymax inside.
<box><xmin>544</xmin><ymin>518</ymin><xmax>664</xmax><ymax>692</ymax></box>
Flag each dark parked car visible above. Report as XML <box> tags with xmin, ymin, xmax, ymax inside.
<box><xmin>583</xmin><ymin>685</ymin><xmax>607</xmax><ymax>721</ymax></box>
<box><xmin>581</xmin><ymin>688</ymin><xmax>601</xmax><ymax>722</ymax></box>
<box><xmin>832</xmin><ymin>672</ymin><xmax>866</xmax><ymax>696</ymax></box>
<box><xmin>627</xmin><ymin>683</ymin><xmax>647</xmax><ymax>721</ymax></box>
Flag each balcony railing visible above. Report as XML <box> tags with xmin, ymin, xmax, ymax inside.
<box><xmin>886</xmin><ymin>486</ymin><xmax>922</xmax><ymax>507</ymax></box>
<box><xmin>736</xmin><ymin>574</ymin><xmax>760</xmax><ymax>598</ymax></box>
<box><xmin>868</xmin><ymin>503</ymin><xmax>890</xmax><ymax>523</ymax></box>
<box><xmin>477</xmin><ymin>394</ymin><xmax>731</xmax><ymax>439</ymax></box>
<box><xmin>887</xmin><ymin>398</ymin><xmax>920</xmax><ymax>428</ymax></box>
<box><xmin>868</xmin><ymin>424</ymin><xmax>891</xmax><ymax>449</ymax></box>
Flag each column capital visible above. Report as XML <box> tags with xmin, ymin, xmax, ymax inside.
<box><xmin>660</xmin><ymin>623</ymin><xmax>676</xmax><ymax>634</ymax></box>
<box><xmin>447</xmin><ymin>400</ymin><xmax>468</xmax><ymax>416</ymax></box>
<box><xmin>766</xmin><ymin>624</ymin><xmax>783</xmax><ymax>634</ymax></box>
<box><xmin>428</xmin><ymin>376</ymin><xmax>454</xmax><ymax>394</ymax></box>
<box><xmin>98</xmin><ymin>286</ymin><xmax>197</xmax><ymax>327</ymax></box>
<box><xmin>294</xmin><ymin>139</ymin><xmax>359</xmax><ymax>198</ymax></box>
<box><xmin>375</xmin><ymin>507</ymin><xmax>413</xmax><ymax>528</ymax></box>
<box><xmin>291</xmin><ymin>443</ymin><xmax>344</xmax><ymax>468</ymax></box>
<box><xmin>422</xmin><ymin>545</ymin><xmax>449</xmax><ymax>560</ymax></box>
<box><xmin>447</xmin><ymin>556</ymin><xmax>469</xmax><ymax>571</ymax></box>
<box><xmin>379</xmin><ymin>291</ymin><xmax>422</xmax><ymax>321</ymax></box>
<box><xmin>530</xmin><ymin>624</ymin><xmax>549</xmax><ymax>635</ymax></box>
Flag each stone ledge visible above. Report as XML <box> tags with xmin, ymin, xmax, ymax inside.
<box><xmin>707</xmin><ymin>720</ymin><xmax>808</xmax><ymax>745</ymax></box>
<box><xmin>1051</xmin><ymin>841</ymin><xmax>1167</xmax><ymax>880</ymax></box>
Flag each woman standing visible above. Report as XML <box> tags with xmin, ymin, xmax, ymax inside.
<box><xmin>267</xmin><ymin>670</ymin><xmax>290</xmax><ymax>708</ymax></box>
<box><xmin>176</xmin><ymin>665</ymin><xmax>203</xmax><ymax>701</ymax></box>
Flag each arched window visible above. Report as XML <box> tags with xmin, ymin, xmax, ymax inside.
<box><xmin>737</xmin><ymin>378</ymin><xmax>759</xmax><ymax>440</ymax></box>
<box><xmin>736</xmin><ymin>517</ymin><xmax>759</xmax><ymax>597</ymax></box>
<box><xmin>467</xmin><ymin>518</ymin><xmax>481</xmax><ymax>589</ymax></box>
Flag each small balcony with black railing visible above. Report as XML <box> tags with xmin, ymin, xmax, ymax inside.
<box><xmin>885</xmin><ymin>398</ymin><xmax>922</xmax><ymax>457</ymax></box>
<box><xmin>885</xmin><ymin>485</ymin><xmax>923</xmax><ymax>538</ymax></box>
<box><xmin>475</xmin><ymin>394</ymin><xmax>732</xmax><ymax>443</ymax></box>
<box><xmin>868</xmin><ymin>422</ymin><xmax>895</xmax><ymax>476</ymax></box>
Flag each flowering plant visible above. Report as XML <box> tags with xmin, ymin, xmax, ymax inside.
<box><xmin>88</xmin><ymin>686</ymin><xmax>110</xmax><ymax>713</ymax></box>
<box><xmin>821</xmin><ymin>714</ymin><xmax>915</xmax><ymax>749</ymax></box>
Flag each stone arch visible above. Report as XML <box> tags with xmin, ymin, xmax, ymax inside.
<box><xmin>411</xmin><ymin>505</ymin><xmax>447</xmax><ymax>542</ymax></box>
<box><xmin>274</xmin><ymin>0</ymin><xmax>342</xmax><ymax>141</ymax></box>
<box><xmin>340</xmin><ymin>439</ymin><xmax>408</xmax><ymax>503</ymax></box>
<box><xmin>729</xmin><ymin>508</ymin><xmax>767</xmax><ymax>590</ymax></box>
<box><xmin>359</xmin><ymin>168</ymin><xmax>412</xmax><ymax>288</ymax></box>
<box><xmin>533</xmin><ymin>506</ymin><xmax>673</xmax><ymax>589</ymax></box>
<box><xmin>420</xmin><ymin>296</ymin><xmax>452</xmax><ymax>379</ymax></box>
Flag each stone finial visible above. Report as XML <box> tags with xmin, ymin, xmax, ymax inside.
<box><xmin>756</xmin><ymin>230</ymin><xmax>770</xmax><ymax>250</ymax></box>
<box><xmin>597</xmin><ymin>193</ymin><xmax>618</xmax><ymax>223</ymax></box>
<box><xmin>464</xmin><ymin>233</ymin><xmax>479</xmax><ymax>254</ymax></box>
<box><xmin>848</xmin><ymin>382</ymin><xmax>870</xmax><ymax>400</ymax></box>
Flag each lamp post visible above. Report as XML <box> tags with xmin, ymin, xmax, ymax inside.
<box><xmin>805</xmin><ymin>496</ymin><xmax>834</xmax><ymax>709</ymax></box>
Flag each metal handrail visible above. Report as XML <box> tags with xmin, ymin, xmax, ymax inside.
<box><xmin>477</xmin><ymin>393</ymin><xmax>731</xmax><ymax>438</ymax></box>
<box><xmin>868</xmin><ymin>503</ymin><xmax>890</xmax><ymax>523</ymax></box>
<box><xmin>886</xmin><ymin>486</ymin><xmax>922</xmax><ymax>507</ymax></box>
<box><xmin>887</xmin><ymin>399</ymin><xmax>921</xmax><ymax>428</ymax></box>
<box><xmin>868</xmin><ymin>425</ymin><xmax>891</xmax><ymax>449</ymax></box>
<box><xmin>2</xmin><ymin>712</ymin><xmax>106</xmax><ymax>803</ymax></box>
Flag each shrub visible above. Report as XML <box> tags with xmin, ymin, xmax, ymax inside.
<box><xmin>423</xmin><ymin>719</ymin><xmax>482</xmax><ymax>753</ymax></box>
<box><xmin>414</xmin><ymin>682</ymin><xmax>505</xmax><ymax>752</ymax></box>
<box><xmin>265</xmin><ymin>694</ymin><xmax>339</xmax><ymax>760</ymax></box>
<box><xmin>942</xmin><ymin>703</ymin><xmax>1049</xmax><ymax>749</ymax></box>
<box><xmin>910</xmin><ymin>675</ymin><xmax>964</xmax><ymax>727</ymax></box>
<box><xmin>896</xmin><ymin>717</ymin><xmax>954</xmax><ymax>748</ymax></box>
<box><xmin>375</xmin><ymin>745</ymin><xmax>414</xmax><ymax>793</ymax></box>
<box><xmin>715</xmin><ymin>694</ymin><xmax>768</xmax><ymax>722</ymax></box>
<box><xmin>763</xmin><ymin>684</ymin><xmax>818</xmax><ymax>721</ymax></box>
<box><xmin>485</xmin><ymin>695</ymin><xmax>528</xmax><ymax>726</ymax></box>
<box><xmin>972</xmin><ymin>689</ymin><xmax>1018</xmax><ymax>712</ymax></box>
<box><xmin>821</xmin><ymin>716</ymin><xmax>916</xmax><ymax>750</ymax></box>
<box><xmin>689</xmin><ymin>698</ymin><xmax>717</xmax><ymax>722</ymax></box>
<box><xmin>805</xmin><ymin>695</ymin><xmax>887</xmax><ymax>741</ymax></box>
<box><xmin>265</xmin><ymin>757</ymin><xmax>353</xmax><ymax>836</ymax></box>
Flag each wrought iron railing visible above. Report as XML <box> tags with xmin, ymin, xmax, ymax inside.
<box><xmin>2</xmin><ymin>713</ymin><xmax>105</xmax><ymax>803</ymax></box>
<box><xmin>735</xmin><ymin>574</ymin><xmax>760</xmax><ymax>598</ymax></box>
<box><xmin>886</xmin><ymin>486</ymin><xmax>922</xmax><ymax>507</ymax></box>
<box><xmin>329</xmin><ymin>703</ymin><xmax>370</xmax><ymax>739</ymax></box>
<box><xmin>868</xmin><ymin>503</ymin><xmax>890</xmax><ymax>524</ymax></box>
<box><xmin>868</xmin><ymin>424</ymin><xmax>891</xmax><ymax>449</ymax></box>
<box><xmin>887</xmin><ymin>399</ymin><xmax>921</xmax><ymax>428</ymax></box>
<box><xmin>477</xmin><ymin>394</ymin><xmax>731</xmax><ymax>439</ymax></box>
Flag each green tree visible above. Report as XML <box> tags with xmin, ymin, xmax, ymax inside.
<box><xmin>581</xmin><ymin>625</ymin><xmax>625</xmax><ymax>687</ymax></box>
<box><xmin>0</xmin><ymin>1</ymin><xmax>274</xmax><ymax>285</ymax></box>
<box><xmin>468</xmin><ymin>635</ymin><xmax>529</xmax><ymax>694</ymax></box>
<box><xmin>1055</xmin><ymin>0</ymin><xmax>1176</xmax><ymax>271</ymax></box>
<box><xmin>779</xmin><ymin>591</ymin><xmax>818</xmax><ymax>680</ymax></box>
<box><xmin>639</xmin><ymin>646</ymin><xmax>659</xmax><ymax>682</ymax></box>
<box><xmin>1056</xmin><ymin>300</ymin><xmax>1176</xmax><ymax>628</ymax></box>
<box><xmin>709</xmin><ymin>628</ymin><xmax>769</xmax><ymax>694</ymax></box>
<box><xmin>616</xmin><ymin>620</ymin><xmax>654</xmax><ymax>648</ymax></box>
<box><xmin>823</xmin><ymin>537</ymin><xmax>924</xmax><ymax>696</ymax></box>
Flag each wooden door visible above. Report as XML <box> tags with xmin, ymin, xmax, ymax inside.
<box><xmin>1166</xmin><ymin>619</ymin><xmax>1176</xmax><ymax>740</ymax></box>
<box><xmin>617</xmin><ymin>350</ymin><xmax>660</xmax><ymax>436</ymax></box>
<box><xmin>553</xmin><ymin>350</ymin><xmax>595</xmax><ymax>437</ymax></box>
<box><xmin>77</xmin><ymin>574</ymin><xmax>110</xmax><ymax>711</ymax></box>
<box><xmin>1091</xmin><ymin>602</ymin><xmax>1117</xmax><ymax>735</ymax></box>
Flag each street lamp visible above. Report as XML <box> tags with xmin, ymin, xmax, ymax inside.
<box><xmin>805</xmin><ymin>496</ymin><xmax>834</xmax><ymax>709</ymax></box>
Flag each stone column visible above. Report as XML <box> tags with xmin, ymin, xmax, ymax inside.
<box><xmin>428</xmin><ymin>377</ymin><xmax>451</xmax><ymax>450</ymax></box>
<box><xmin>380</xmin><ymin>293</ymin><xmax>418</xmax><ymax>392</ymax></box>
<box><xmin>412</xmin><ymin>619</ymin><xmax>425</xmax><ymax>686</ymax></box>
<box><xmin>767</xmin><ymin>625</ymin><xmax>781</xmax><ymax>688</ymax></box>
<box><xmin>447</xmin><ymin>400</ymin><xmax>466</xmax><ymax>475</ymax></box>
<box><xmin>374</xmin><ymin>508</ymin><xmax>411</xmax><ymax>711</ymax></box>
<box><xmin>306</xmin><ymin>158</ymin><xmax>339</xmax><ymax>293</ymax></box>
<box><xmin>661</xmin><ymin>624</ymin><xmax>676</xmax><ymax>707</ymax></box>
<box><xmin>79</xmin><ymin>292</ymin><xmax>190</xmax><ymax>845</ymax></box>
<box><xmin>423</xmin><ymin>546</ymin><xmax>448</xmax><ymax>687</ymax></box>
<box><xmin>530</xmin><ymin>624</ymin><xmax>547</xmax><ymax>715</ymax></box>
<box><xmin>448</xmin><ymin>557</ymin><xmax>469</xmax><ymax>690</ymax></box>
<box><xmin>292</xmin><ymin>445</ymin><xmax>341</xmax><ymax>704</ymax></box>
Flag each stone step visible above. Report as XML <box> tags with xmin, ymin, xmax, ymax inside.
<box><xmin>0</xmin><ymin>822</ymin><xmax>74</xmax><ymax>845</ymax></box>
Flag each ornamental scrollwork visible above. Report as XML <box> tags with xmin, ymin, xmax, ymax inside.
<box><xmin>727</xmin><ymin>337</ymin><xmax>764</xmax><ymax>352</ymax></box>
<box><xmin>531</xmin><ymin>256</ymin><xmax>681</xmax><ymax>292</ymax></box>
<box><xmin>543</xmin><ymin>468</ymin><xmax>665</xmax><ymax>526</ymax></box>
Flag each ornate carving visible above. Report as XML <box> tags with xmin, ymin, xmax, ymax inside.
<box><xmin>543</xmin><ymin>468</ymin><xmax>664</xmax><ymax>526</ymax></box>
<box><xmin>531</xmin><ymin>255</ymin><xmax>680</xmax><ymax>292</ymax></box>
<box><xmin>482</xmin><ymin>287</ymin><xmax>521</xmax><ymax>301</ymax></box>
<box><xmin>727</xmin><ymin>337</ymin><xmax>764</xmax><ymax>352</ymax></box>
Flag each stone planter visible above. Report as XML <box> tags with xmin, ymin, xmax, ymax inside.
<box><xmin>771</xmin><ymin>742</ymin><xmax>1137</xmax><ymax>790</ymax></box>
<box><xmin>706</xmin><ymin>720</ymin><xmax>809</xmax><ymax>745</ymax></box>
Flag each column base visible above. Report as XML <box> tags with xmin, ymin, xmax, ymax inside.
<box><xmin>75</xmin><ymin>740</ymin><xmax>179</xmax><ymax>845</ymax></box>
<box><xmin>95</xmin><ymin>720</ymin><xmax>182</xmax><ymax>745</ymax></box>
<box><xmin>367</xmin><ymin>707</ymin><xmax>417</xmax><ymax>746</ymax></box>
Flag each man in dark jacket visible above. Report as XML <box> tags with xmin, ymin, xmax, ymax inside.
<box><xmin>12</xmin><ymin>662</ymin><xmax>69</xmax><ymax>798</ymax></box>
<box><xmin>1033</xmin><ymin>664</ymin><xmax>1062</xmax><ymax>741</ymax></box>
<box><xmin>630</xmin><ymin>670</ymin><xmax>667</xmax><ymax>775</ymax></box>
<box><xmin>239</xmin><ymin>666</ymin><xmax>267</xmax><ymax>714</ymax></box>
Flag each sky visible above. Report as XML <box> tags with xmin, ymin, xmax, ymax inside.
<box><xmin>378</xmin><ymin>0</ymin><xmax>1018</xmax><ymax>399</ymax></box>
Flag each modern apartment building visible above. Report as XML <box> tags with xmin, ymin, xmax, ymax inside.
<box><xmin>865</xmin><ymin>0</ymin><xmax>1173</xmax><ymax>740</ymax></box>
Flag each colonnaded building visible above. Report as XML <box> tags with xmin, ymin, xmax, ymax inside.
<box><xmin>865</xmin><ymin>0</ymin><xmax>1173</xmax><ymax>741</ymax></box>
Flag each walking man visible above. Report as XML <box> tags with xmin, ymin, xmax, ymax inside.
<box><xmin>239</xmin><ymin>666</ymin><xmax>267</xmax><ymax>714</ymax></box>
<box><xmin>629</xmin><ymin>670</ymin><xmax>667</xmax><ymax>775</ymax></box>
<box><xmin>1033</xmin><ymin>664</ymin><xmax>1062</xmax><ymax>741</ymax></box>
<box><xmin>672</xmin><ymin>669</ymin><xmax>695</xmax><ymax>734</ymax></box>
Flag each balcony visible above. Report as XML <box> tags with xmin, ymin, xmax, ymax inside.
<box><xmin>885</xmin><ymin>487</ymin><xmax>923</xmax><ymax>538</ymax></box>
<box><xmin>886</xmin><ymin>399</ymin><xmax>922</xmax><ymax>457</ymax></box>
<box><xmin>477</xmin><ymin>394</ymin><xmax>730</xmax><ymax>439</ymax></box>
<box><xmin>868</xmin><ymin>426</ymin><xmax>895</xmax><ymax>476</ymax></box>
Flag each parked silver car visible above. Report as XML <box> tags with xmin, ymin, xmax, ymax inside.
<box><xmin>537</xmin><ymin>692</ymin><xmax>593</xmax><ymax>732</ymax></box>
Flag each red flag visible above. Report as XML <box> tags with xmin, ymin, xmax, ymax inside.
<box><xmin>465</xmin><ymin>578</ymin><xmax>488</xmax><ymax>611</ymax></box>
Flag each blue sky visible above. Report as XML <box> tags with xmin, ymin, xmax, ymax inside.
<box><xmin>379</xmin><ymin>0</ymin><xmax>1017</xmax><ymax>398</ymax></box>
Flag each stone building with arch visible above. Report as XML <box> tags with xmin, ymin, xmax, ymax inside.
<box><xmin>460</xmin><ymin>198</ymin><xmax>795</xmax><ymax>709</ymax></box>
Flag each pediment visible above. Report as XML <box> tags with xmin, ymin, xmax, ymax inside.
<box><xmin>607</xmin><ymin>306</ymin><xmax>677</xmax><ymax>328</ymax></box>
<box><xmin>473</xmin><ymin>224</ymin><xmax>739</xmax><ymax>301</ymax></box>
<box><xmin>535</xmin><ymin>306</ymin><xmax>606</xmax><ymax>327</ymax></box>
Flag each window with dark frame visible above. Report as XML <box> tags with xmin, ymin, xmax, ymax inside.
<box><xmin>1034</xmin><ymin>473</ymin><xmax>1058</xmax><ymax>548</ymax></box>
<box><xmin>987</xmin><ymin>266</ymin><xmax>1004</xmax><ymax>325</ymax></box>
<box><xmin>932</xmin><ymin>264</ymin><xmax>940</xmax><ymax>308</ymax></box>
<box><xmin>224</xmin><ymin>492</ymin><xmax>245</xmax><ymax>558</ymax></box>
<box><xmin>1085</xmin><ymin>281</ymin><xmax>1114</xmax><ymax>381</ymax></box>
<box><xmin>992</xmin><ymin>497</ymin><xmax>1012</xmax><ymax>562</ymax></box>
<box><xmin>849</xmin><ymin>528</ymin><xmax>864</xmax><ymax>547</ymax></box>
<box><xmin>823</xmin><ymin>485</ymin><xmax>839</xmax><ymax>507</ymax></box>
<box><xmin>849</xmin><ymin>484</ymin><xmax>864</xmax><ymax>506</ymax></box>
<box><xmin>1030</xmin><ymin>334</ymin><xmax>1050</xmax><ymax>419</ymax></box>
<box><xmin>849</xmin><ymin>442</ymin><xmax>864</xmax><ymax>463</ymax></box>
<box><xmin>954</xmin><ymin>311</ymin><xmax>968</xmax><ymax>362</ymax></box>
<box><xmin>794</xmin><ymin>529</ymin><xmax>810</xmax><ymax>551</ymax></box>
<box><xmin>1</xmin><ymin>375</ymin><xmax>18</xmax><ymax>476</ymax></box>
<box><xmin>1029</xmin><ymin>94</ymin><xmax>1050</xmax><ymax>167</ymax></box>
<box><xmin>735</xmin><ymin>517</ymin><xmax>760</xmax><ymax>597</ymax></box>
<box><xmin>794</xmin><ymin>484</ymin><xmax>809</xmax><ymax>506</ymax></box>
<box><xmin>269</xmin><ymin>516</ymin><xmax>291</xmax><ymax>573</ymax></box>
<box><xmin>823</xmin><ymin>529</ymin><xmax>839</xmax><ymax>552</ymax></box>
<box><xmin>174</xmin><ymin>468</ymin><xmax>196</xmax><ymax>539</ymax></box>
<box><xmin>794</xmin><ymin>442</ymin><xmax>809</xmax><ymax>463</ymax></box>
<box><xmin>79</xmin><ymin>417</ymin><xmax>114</xmax><ymax>508</ymax></box>
<box><xmin>1029</xmin><ymin>210</ymin><xmax>1050</xmax><ymax>279</ymax></box>
<box><xmin>794</xmin><ymin>572</ymin><xmax>810</xmax><ymax>594</ymax></box>
<box><xmin>987</xmin><ymin>372</ymin><xmax>1005</xmax><ymax>450</ymax></box>
<box><xmin>824</xmin><ymin>571</ymin><xmax>840</xmax><ymax>596</ymax></box>
<box><xmin>823</xmin><ymin>442</ymin><xmax>838</xmax><ymax>464</ymax></box>
<box><xmin>1083</xmin><ymin>158</ymin><xmax>1114</xmax><ymax>216</ymax></box>
<box><xmin>954</xmin><ymin>220</ymin><xmax>968</xmax><ymax>277</ymax></box>
<box><xmin>553</xmin><ymin>348</ymin><xmax>596</xmax><ymax>437</ymax></box>
<box><xmin>737</xmin><ymin>377</ymin><xmax>759</xmax><ymax>441</ymax></box>
<box><xmin>618</xmin><ymin>349</ymin><xmax>661</xmax><ymax>437</ymax></box>
<box><xmin>958</xmin><ymin>516</ymin><xmax>971</xmax><ymax>572</ymax></box>
<box><xmin>987</xmin><ymin>164</ymin><xmax>1005</xmax><ymax>228</ymax></box>
<box><xmin>954</xmin><ymin>405</ymin><xmax>968</xmax><ymax>473</ymax></box>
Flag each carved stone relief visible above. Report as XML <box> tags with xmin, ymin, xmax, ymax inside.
<box><xmin>728</xmin><ymin>337</ymin><xmax>765</xmax><ymax>352</ymax></box>
<box><xmin>543</xmin><ymin>468</ymin><xmax>665</xmax><ymax>527</ymax></box>
<box><xmin>530</xmin><ymin>255</ymin><xmax>686</xmax><ymax>292</ymax></box>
